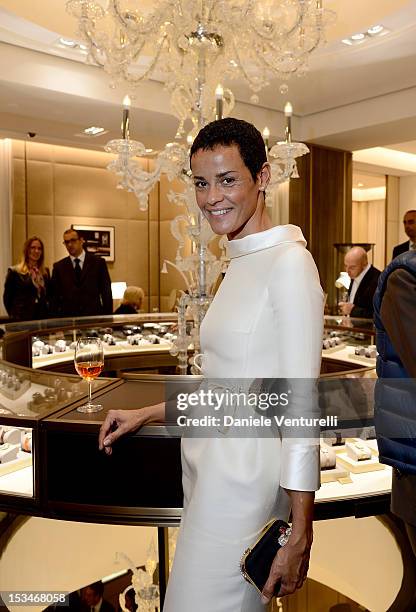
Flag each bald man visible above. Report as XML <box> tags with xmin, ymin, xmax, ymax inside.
<box><xmin>338</xmin><ymin>247</ymin><xmax>381</xmax><ymax>318</ymax></box>
<box><xmin>392</xmin><ymin>210</ymin><xmax>416</xmax><ymax>259</ymax></box>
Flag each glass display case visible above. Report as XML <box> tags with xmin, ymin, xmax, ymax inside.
<box><xmin>0</xmin><ymin>359</ymin><xmax>116</xmax><ymax>510</ymax></box>
<box><xmin>0</xmin><ymin>312</ymin><xmax>386</xmax><ymax>523</ymax></box>
<box><xmin>2</xmin><ymin>314</ymin><xmax>181</xmax><ymax>374</ymax></box>
<box><xmin>321</xmin><ymin>315</ymin><xmax>376</xmax><ymax>375</ymax></box>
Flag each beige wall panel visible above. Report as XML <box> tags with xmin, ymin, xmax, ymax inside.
<box><xmin>148</xmin><ymin>183</ymin><xmax>159</xmax><ymax>222</ymax></box>
<box><xmin>27</xmin><ymin>160</ymin><xmax>54</xmax><ymax>216</ymax></box>
<box><xmin>11</xmin><ymin>213</ymin><xmax>26</xmax><ymax>265</ymax></box>
<box><xmin>11</xmin><ymin>139</ymin><xmax>24</xmax><ymax>159</ymax></box>
<box><xmin>386</xmin><ymin>175</ymin><xmax>399</xmax><ymax>221</ymax></box>
<box><xmin>367</xmin><ymin>199</ymin><xmax>386</xmax><ymax>269</ymax></box>
<box><xmin>159</xmin><ymin>223</ymin><xmax>188</xmax><ymax>296</ymax></box>
<box><xmin>149</xmin><ymin>219</ymin><xmax>160</xmax><ymax>310</ymax></box>
<box><xmin>52</xmin><ymin>144</ymin><xmax>116</xmax><ymax>169</ymax></box>
<box><xmin>149</xmin><ymin>295</ymin><xmax>160</xmax><ymax>312</ymax></box>
<box><xmin>26</xmin><ymin>141</ymin><xmax>53</xmax><ymax>163</ymax></box>
<box><xmin>386</xmin><ymin>220</ymin><xmax>399</xmax><ymax>261</ymax></box>
<box><xmin>53</xmin><ymin>164</ymin><xmax>128</xmax><ymax>218</ymax></box>
<box><xmin>160</xmin><ymin>295</ymin><xmax>177</xmax><ymax>312</ymax></box>
<box><xmin>126</xmin><ymin>219</ymin><xmax>149</xmax><ymax>296</ymax></box>
<box><xmin>13</xmin><ymin>158</ymin><xmax>25</xmax><ymax>214</ymax></box>
<box><xmin>352</xmin><ymin>201</ymin><xmax>367</xmax><ymax>243</ymax></box>
<box><xmin>159</xmin><ymin>175</ymin><xmax>186</xmax><ymax>222</ymax></box>
<box><xmin>27</xmin><ymin>214</ymin><xmax>55</xmax><ymax>269</ymax></box>
<box><xmin>126</xmin><ymin>190</ymin><xmax>149</xmax><ymax>221</ymax></box>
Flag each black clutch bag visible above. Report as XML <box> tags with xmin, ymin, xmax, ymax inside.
<box><xmin>240</xmin><ymin>518</ymin><xmax>292</xmax><ymax>596</ymax></box>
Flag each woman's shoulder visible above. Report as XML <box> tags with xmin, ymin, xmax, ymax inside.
<box><xmin>7</xmin><ymin>265</ymin><xmax>26</xmax><ymax>277</ymax></box>
<box><xmin>268</xmin><ymin>242</ymin><xmax>321</xmax><ymax>286</ymax></box>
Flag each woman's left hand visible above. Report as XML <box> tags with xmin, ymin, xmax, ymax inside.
<box><xmin>260</xmin><ymin>527</ymin><xmax>313</xmax><ymax>604</ymax></box>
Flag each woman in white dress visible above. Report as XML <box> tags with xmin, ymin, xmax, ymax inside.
<box><xmin>99</xmin><ymin>118</ymin><xmax>324</xmax><ymax>611</ymax></box>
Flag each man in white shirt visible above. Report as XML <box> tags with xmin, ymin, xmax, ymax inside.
<box><xmin>338</xmin><ymin>246</ymin><xmax>381</xmax><ymax>318</ymax></box>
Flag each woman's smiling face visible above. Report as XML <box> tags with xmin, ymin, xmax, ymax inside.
<box><xmin>191</xmin><ymin>144</ymin><xmax>269</xmax><ymax>240</ymax></box>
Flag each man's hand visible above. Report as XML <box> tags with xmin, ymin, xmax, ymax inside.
<box><xmin>338</xmin><ymin>301</ymin><xmax>354</xmax><ymax>316</ymax></box>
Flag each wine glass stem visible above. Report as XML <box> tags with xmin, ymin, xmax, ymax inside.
<box><xmin>88</xmin><ymin>380</ymin><xmax>92</xmax><ymax>406</ymax></box>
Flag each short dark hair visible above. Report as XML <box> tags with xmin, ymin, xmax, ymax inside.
<box><xmin>86</xmin><ymin>581</ymin><xmax>104</xmax><ymax>597</ymax></box>
<box><xmin>190</xmin><ymin>118</ymin><xmax>267</xmax><ymax>181</ymax></box>
<box><xmin>64</xmin><ymin>227</ymin><xmax>82</xmax><ymax>239</ymax></box>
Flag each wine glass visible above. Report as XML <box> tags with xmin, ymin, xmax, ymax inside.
<box><xmin>74</xmin><ymin>337</ymin><xmax>104</xmax><ymax>413</ymax></box>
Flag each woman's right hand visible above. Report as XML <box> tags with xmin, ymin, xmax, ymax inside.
<box><xmin>98</xmin><ymin>404</ymin><xmax>164</xmax><ymax>455</ymax></box>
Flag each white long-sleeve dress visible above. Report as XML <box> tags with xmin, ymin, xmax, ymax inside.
<box><xmin>163</xmin><ymin>225</ymin><xmax>324</xmax><ymax>612</ymax></box>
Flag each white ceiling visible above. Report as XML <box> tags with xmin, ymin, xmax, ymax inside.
<box><xmin>1</xmin><ymin>0</ymin><xmax>416</xmax><ymax>157</ymax></box>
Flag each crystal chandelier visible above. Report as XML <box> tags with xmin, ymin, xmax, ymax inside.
<box><xmin>67</xmin><ymin>0</ymin><xmax>324</xmax><ymax>374</ymax></box>
<box><xmin>67</xmin><ymin>0</ymin><xmax>336</xmax><ymax>128</ymax></box>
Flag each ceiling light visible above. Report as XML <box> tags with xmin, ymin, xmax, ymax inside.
<box><xmin>59</xmin><ymin>37</ymin><xmax>77</xmax><ymax>47</ymax></box>
<box><xmin>79</xmin><ymin>43</ymin><xmax>88</xmax><ymax>50</ymax></box>
<box><xmin>83</xmin><ymin>126</ymin><xmax>106</xmax><ymax>136</ymax></box>
<box><xmin>357</xmin><ymin>182</ymin><xmax>364</xmax><ymax>187</ymax></box>
<box><xmin>342</xmin><ymin>25</ymin><xmax>391</xmax><ymax>47</ymax></box>
<box><xmin>145</xmin><ymin>148</ymin><xmax>153</xmax><ymax>153</ymax></box>
<box><xmin>367</xmin><ymin>24</ymin><xmax>384</xmax><ymax>36</ymax></box>
<box><xmin>341</xmin><ymin>37</ymin><xmax>365</xmax><ymax>46</ymax></box>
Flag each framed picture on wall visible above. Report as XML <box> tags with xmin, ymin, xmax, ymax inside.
<box><xmin>72</xmin><ymin>224</ymin><xmax>115</xmax><ymax>262</ymax></box>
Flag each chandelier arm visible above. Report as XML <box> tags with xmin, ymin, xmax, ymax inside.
<box><xmin>257</xmin><ymin>46</ymin><xmax>300</xmax><ymax>76</ymax></box>
<box><xmin>248</xmin><ymin>3</ymin><xmax>304</xmax><ymax>41</ymax></box>
<box><xmin>110</xmin><ymin>0</ymin><xmax>169</xmax><ymax>36</ymax></box>
<box><xmin>163</xmin><ymin>260</ymin><xmax>193</xmax><ymax>293</ymax></box>
<box><xmin>119</xmin><ymin>37</ymin><xmax>169</xmax><ymax>84</ymax></box>
<box><xmin>252</xmin><ymin>0</ymin><xmax>309</xmax><ymax>40</ymax></box>
<box><xmin>75</xmin><ymin>17</ymin><xmax>106</xmax><ymax>65</ymax></box>
<box><xmin>229</xmin><ymin>37</ymin><xmax>262</xmax><ymax>90</ymax></box>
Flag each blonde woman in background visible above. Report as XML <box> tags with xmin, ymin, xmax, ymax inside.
<box><xmin>3</xmin><ymin>236</ymin><xmax>50</xmax><ymax>321</ymax></box>
<box><xmin>114</xmin><ymin>286</ymin><xmax>145</xmax><ymax>314</ymax></box>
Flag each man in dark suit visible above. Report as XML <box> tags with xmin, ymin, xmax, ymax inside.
<box><xmin>51</xmin><ymin>228</ymin><xmax>112</xmax><ymax>317</ymax></box>
<box><xmin>338</xmin><ymin>246</ymin><xmax>380</xmax><ymax>318</ymax></box>
<box><xmin>81</xmin><ymin>581</ymin><xmax>115</xmax><ymax>612</ymax></box>
<box><xmin>392</xmin><ymin>209</ymin><xmax>416</xmax><ymax>259</ymax></box>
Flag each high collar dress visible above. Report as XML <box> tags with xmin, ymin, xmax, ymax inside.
<box><xmin>163</xmin><ymin>225</ymin><xmax>324</xmax><ymax>612</ymax></box>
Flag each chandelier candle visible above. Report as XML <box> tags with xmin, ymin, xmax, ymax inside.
<box><xmin>262</xmin><ymin>126</ymin><xmax>270</xmax><ymax>153</ymax></box>
<box><xmin>122</xmin><ymin>95</ymin><xmax>131</xmax><ymax>140</ymax></box>
<box><xmin>284</xmin><ymin>102</ymin><xmax>293</xmax><ymax>143</ymax></box>
<box><xmin>215</xmin><ymin>84</ymin><xmax>224</xmax><ymax>120</ymax></box>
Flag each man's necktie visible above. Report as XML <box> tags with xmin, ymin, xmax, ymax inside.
<box><xmin>74</xmin><ymin>258</ymin><xmax>81</xmax><ymax>284</ymax></box>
